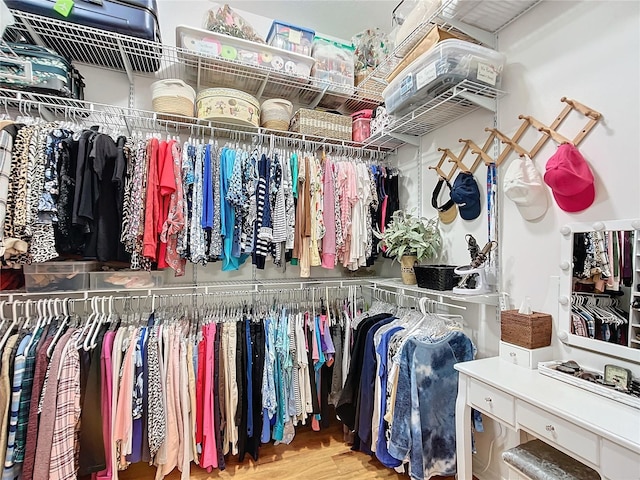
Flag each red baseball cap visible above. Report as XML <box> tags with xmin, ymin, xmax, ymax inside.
<box><xmin>543</xmin><ymin>144</ymin><xmax>595</xmax><ymax>212</ymax></box>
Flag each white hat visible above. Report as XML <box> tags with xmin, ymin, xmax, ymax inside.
<box><xmin>504</xmin><ymin>156</ymin><xmax>548</xmax><ymax>221</ymax></box>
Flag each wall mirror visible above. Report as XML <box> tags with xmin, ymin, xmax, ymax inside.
<box><xmin>558</xmin><ymin>219</ymin><xmax>640</xmax><ymax>364</ymax></box>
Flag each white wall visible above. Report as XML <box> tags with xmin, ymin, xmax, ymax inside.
<box><xmin>416</xmin><ymin>0</ymin><xmax>640</xmax><ymax>355</ymax></box>
<box><xmin>410</xmin><ymin>2</ymin><xmax>639</xmax><ymax>478</ymax></box>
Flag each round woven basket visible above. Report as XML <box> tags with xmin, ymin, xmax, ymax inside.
<box><xmin>152</xmin><ymin>95</ymin><xmax>195</xmax><ymax>118</ymax></box>
<box><xmin>260</xmin><ymin>98</ymin><xmax>293</xmax><ymax>131</ymax></box>
<box><xmin>262</xmin><ymin>119</ymin><xmax>290</xmax><ymax>131</ymax></box>
<box><xmin>151</xmin><ymin>79</ymin><xmax>196</xmax><ymax>118</ymax></box>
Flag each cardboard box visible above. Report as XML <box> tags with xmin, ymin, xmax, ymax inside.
<box><xmin>386</xmin><ymin>26</ymin><xmax>459</xmax><ymax>83</ymax></box>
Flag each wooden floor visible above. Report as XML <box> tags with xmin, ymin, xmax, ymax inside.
<box><xmin>118</xmin><ymin>421</ymin><xmax>460</xmax><ymax>480</ymax></box>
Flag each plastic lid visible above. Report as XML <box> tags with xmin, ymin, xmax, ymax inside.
<box><xmin>267</xmin><ymin>20</ymin><xmax>315</xmax><ymax>43</ymax></box>
<box><xmin>312</xmin><ymin>36</ymin><xmax>355</xmax><ymax>51</ymax></box>
<box><xmin>351</xmin><ymin>109</ymin><xmax>373</xmax><ymax>119</ymax></box>
<box><xmin>381</xmin><ymin>38</ymin><xmax>504</xmax><ymax>98</ymax></box>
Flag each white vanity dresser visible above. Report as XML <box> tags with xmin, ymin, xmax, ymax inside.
<box><xmin>454</xmin><ymin>357</ymin><xmax>640</xmax><ymax>480</ymax></box>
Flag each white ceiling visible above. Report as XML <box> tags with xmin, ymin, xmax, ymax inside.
<box><xmin>225</xmin><ymin>0</ymin><xmax>398</xmax><ymax>42</ymax></box>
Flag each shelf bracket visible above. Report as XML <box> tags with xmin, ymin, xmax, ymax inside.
<box><xmin>120</xmin><ymin>107</ymin><xmax>132</xmax><ymax>136</ymax></box>
<box><xmin>309</xmin><ymin>86</ymin><xmax>329</xmax><ymax>110</ymax></box>
<box><xmin>115</xmin><ymin>38</ymin><xmax>134</xmax><ymax>85</ymax></box>
<box><xmin>38</xmin><ymin>105</ymin><xmax>55</xmax><ymax>123</ymax></box>
<box><xmin>457</xmin><ymin>90</ymin><xmax>497</xmax><ymax>112</ymax></box>
<box><xmin>128</xmin><ymin>83</ymin><xmax>135</xmax><ymax>111</ymax></box>
<box><xmin>436</xmin><ymin>16</ymin><xmax>496</xmax><ymax>47</ymax></box>
<box><xmin>387</xmin><ymin>132</ymin><xmax>420</xmax><ymax>147</ymax></box>
<box><xmin>255</xmin><ymin>73</ymin><xmax>270</xmax><ymax>101</ymax></box>
<box><xmin>20</xmin><ymin>17</ymin><xmax>46</xmax><ymax>48</ymax></box>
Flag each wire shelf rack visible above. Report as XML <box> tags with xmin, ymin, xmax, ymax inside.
<box><xmin>4</xmin><ymin>9</ymin><xmax>383</xmax><ymax>114</ymax></box>
<box><xmin>359</xmin><ymin>0</ymin><xmax>541</xmax><ymax>96</ymax></box>
<box><xmin>0</xmin><ymin>87</ymin><xmax>393</xmax><ymax>154</ymax></box>
<box><xmin>363</xmin><ymin>80</ymin><xmax>505</xmax><ymax>148</ymax></box>
<box><xmin>2</xmin><ymin>1</ymin><xmax>535</xmax><ymax>150</ymax></box>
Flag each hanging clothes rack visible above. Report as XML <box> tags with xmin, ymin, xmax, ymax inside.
<box><xmin>0</xmin><ymin>278</ymin><xmax>468</xmax><ymax>314</ymax></box>
<box><xmin>0</xmin><ymin>278</ymin><xmax>373</xmax><ymax>302</ymax></box>
<box><xmin>362</xmin><ymin>283</ymin><xmax>467</xmax><ymax>310</ymax></box>
<box><xmin>0</xmin><ymin>87</ymin><xmax>394</xmax><ymax>158</ymax></box>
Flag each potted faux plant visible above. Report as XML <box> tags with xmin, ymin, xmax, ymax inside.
<box><xmin>375</xmin><ymin>210</ymin><xmax>442</xmax><ymax>285</ymax></box>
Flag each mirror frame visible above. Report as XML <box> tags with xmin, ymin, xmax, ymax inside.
<box><xmin>558</xmin><ymin>218</ymin><xmax>640</xmax><ymax>364</ymax></box>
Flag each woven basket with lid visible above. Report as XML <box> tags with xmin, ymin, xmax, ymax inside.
<box><xmin>151</xmin><ymin>79</ymin><xmax>196</xmax><ymax>118</ymax></box>
<box><xmin>260</xmin><ymin>98</ymin><xmax>293</xmax><ymax>131</ymax></box>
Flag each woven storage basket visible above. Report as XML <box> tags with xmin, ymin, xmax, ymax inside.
<box><xmin>260</xmin><ymin>98</ymin><xmax>293</xmax><ymax>131</ymax></box>
<box><xmin>414</xmin><ymin>265</ymin><xmax>459</xmax><ymax>291</ymax></box>
<box><xmin>501</xmin><ymin>310</ymin><xmax>552</xmax><ymax>349</ymax></box>
<box><xmin>289</xmin><ymin>108</ymin><xmax>352</xmax><ymax>140</ymax></box>
<box><xmin>151</xmin><ymin>79</ymin><xmax>196</xmax><ymax>118</ymax></box>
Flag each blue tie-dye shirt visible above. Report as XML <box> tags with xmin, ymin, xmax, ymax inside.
<box><xmin>388</xmin><ymin>331</ymin><xmax>475</xmax><ymax>480</ymax></box>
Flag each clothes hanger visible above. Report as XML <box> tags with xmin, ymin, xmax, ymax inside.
<box><xmin>0</xmin><ymin>301</ymin><xmax>19</xmax><ymax>353</ymax></box>
<box><xmin>47</xmin><ymin>299</ymin><xmax>72</xmax><ymax>358</ymax></box>
<box><xmin>49</xmin><ymin>298</ymin><xmax>61</xmax><ymax>325</ymax></box>
<box><xmin>23</xmin><ymin>299</ymin><xmax>45</xmax><ymax>354</ymax></box>
<box><xmin>403</xmin><ymin>297</ymin><xmax>447</xmax><ymax>339</ymax></box>
<box><xmin>20</xmin><ymin>299</ymin><xmax>35</xmax><ymax>331</ymax></box>
<box><xmin>75</xmin><ymin>296</ymin><xmax>99</xmax><ymax>349</ymax></box>
<box><xmin>0</xmin><ymin>300</ymin><xmax>7</xmax><ymax>333</ymax></box>
<box><xmin>84</xmin><ymin>296</ymin><xmax>108</xmax><ymax>351</ymax></box>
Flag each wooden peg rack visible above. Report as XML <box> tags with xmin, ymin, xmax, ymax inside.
<box><xmin>430</xmin><ymin>97</ymin><xmax>602</xmax><ymax>180</ymax></box>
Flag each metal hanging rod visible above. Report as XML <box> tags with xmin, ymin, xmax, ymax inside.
<box><xmin>0</xmin><ymin>277</ymin><xmax>374</xmax><ymax>303</ymax></box>
<box><xmin>0</xmin><ymin>88</ymin><xmax>394</xmax><ymax>157</ymax></box>
<box><xmin>362</xmin><ymin>284</ymin><xmax>467</xmax><ymax>310</ymax></box>
<box><xmin>0</xmin><ymin>282</ymin><xmax>367</xmax><ymax>318</ymax></box>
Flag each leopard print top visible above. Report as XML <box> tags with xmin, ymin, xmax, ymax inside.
<box><xmin>28</xmin><ymin>124</ymin><xmax>59</xmax><ymax>263</ymax></box>
<box><xmin>6</xmin><ymin>125</ymin><xmax>34</xmax><ymax>239</ymax></box>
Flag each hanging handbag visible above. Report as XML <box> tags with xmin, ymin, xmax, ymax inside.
<box><xmin>0</xmin><ymin>42</ymin><xmax>85</xmax><ymax>99</ymax></box>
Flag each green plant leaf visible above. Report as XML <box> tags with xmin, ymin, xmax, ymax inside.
<box><xmin>377</xmin><ymin>210</ymin><xmax>441</xmax><ymax>263</ymax></box>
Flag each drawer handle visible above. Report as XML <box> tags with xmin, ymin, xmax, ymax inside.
<box><xmin>484</xmin><ymin>397</ymin><xmax>492</xmax><ymax>403</ymax></box>
<box><xmin>509</xmin><ymin>352</ymin><xmax>516</xmax><ymax>357</ymax></box>
<box><xmin>545</xmin><ymin>425</ymin><xmax>555</xmax><ymax>432</ymax></box>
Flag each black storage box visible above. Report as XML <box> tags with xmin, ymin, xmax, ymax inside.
<box><xmin>414</xmin><ymin>265</ymin><xmax>459</xmax><ymax>291</ymax></box>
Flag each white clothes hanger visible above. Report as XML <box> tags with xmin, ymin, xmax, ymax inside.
<box><xmin>23</xmin><ymin>299</ymin><xmax>46</xmax><ymax>354</ymax></box>
<box><xmin>75</xmin><ymin>296</ymin><xmax>99</xmax><ymax>350</ymax></box>
<box><xmin>0</xmin><ymin>301</ymin><xmax>19</xmax><ymax>353</ymax></box>
<box><xmin>0</xmin><ymin>300</ymin><xmax>7</xmax><ymax>333</ymax></box>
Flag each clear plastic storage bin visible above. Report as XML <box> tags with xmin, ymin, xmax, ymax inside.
<box><xmin>352</xmin><ymin>117</ymin><xmax>371</xmax><ymax>142</ymax></box>
<box><xmin>266</xmin><ymin>20</ymin><xmax>315</xmax><ymax>56</ymax></box>
<box><xmin>90</xmin><ymin>270</ymin><xmax>166</xmax><ymax>290</ymax></box>
<box><xmin>23</xmin><ymin>261</ymin><xmax>99</xmax><ymax>292</ymax></box>
<box><xmin>177</xmin><ymin>25</ymin><xmax>315</xmax><ymax>79</ymax></box>
<box><xmin>311</xmin><ymin>37</ymin><xmax>355</xmax><ymax>94</ymax></box>
<box><xmin>382</xmin><ymin>39</ymin><xmax>505</xmax><ymax>116</ymax></box>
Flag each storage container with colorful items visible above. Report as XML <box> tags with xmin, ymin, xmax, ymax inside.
<box><xmin>23</xmin><ymin>261</ymin><xmax>100</xmax><ymax>292</ymax></box>
<box><xmin>196</xmin><ymin>88</ymin><xmax>260</xmax><ymax>127</ymax></box>
<box><xmin>382</xmin><ymin>39</ymin><xmax>505</xmax><ymax>116</ymax></box>
<box><xmin>289</xmin><ymin>108</ymin><xmax>352</xmax><ymax>141</ymax></box>
<box><xmin>177</xmin><ymin>25</ymin><xmax>315</xmax><ymax>78</ymax></box>
<box><xmin>266</xmin><ymin>20</ymin><xmax>315</xmax><ymax>56</ymax></box>
<box><xmin>351</xmin><ymin>109</ymin><xmax>373</xmax><ymax>142</ymax></box>
<box><xmin>90</xmin><ymin>270</ymin><xmax>165</xmax><ymax>290</ymax></box>
<box><xmin>311</xmin><ymin>37</ymin><xmax>355</xmax><ymax>94</ymax></box>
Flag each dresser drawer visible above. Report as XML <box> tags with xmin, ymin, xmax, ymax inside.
<box><xmin>601</xmin><ymin>439</ymin><xmax>640</xmax><ymax>480</ymax></box>
<box><xmin>517</xmin><ymin>401</ymin><xmax>598</xmax><ymax>465</ymax></box>
<box><xmin>468</xmin><ymin>378</ymin><xmax>515</xmax><ymax>426</ymax></box>
<box><xmin>499</xmin><ymin>342</ymin><xmax>554</xmax><ymax>369</ymax></box>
